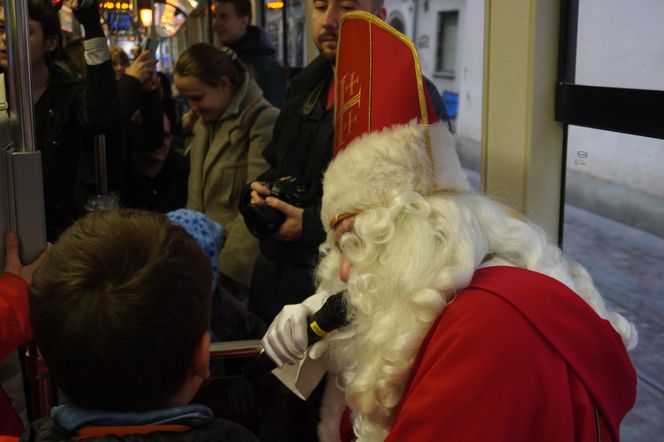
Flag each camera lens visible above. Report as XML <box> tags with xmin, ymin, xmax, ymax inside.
<box><xmin>243</xmin><ymin>204</ymin><xmax>286</xmax><ymax>239</ymax></box>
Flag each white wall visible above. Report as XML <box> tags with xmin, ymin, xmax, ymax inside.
<box><xmin>385</xmin><ymin>0</ymin><xmax>484</xmax><ymax>145</ymax></box>
<box><xmin>575</xmin><ymin>0</ymin><xmax>664</xmax><ymax>90</ymax></box>
<box><xmin>454</xmin><ymin>0</ymin><xmax>483</xmax><ymax>140</ymax></box>
<box><xmin>386</xmin><ymin>0</ymin><xmax>664</xmax><ymax>200</ymax></box>
<box><xmin>413</xmin><ymin>0</ymin><xmax>464</xmax><ymax>96</ymax></box>
<box><xmin>568</xmin><ymin>0</ymin><xmax>664</xmax><ymax>198</ymax></box>
<box><xmin>385</xmin><ymin>0</ymin><xmax>413</xmax><ymax>37</ymax></box>
<box><xmin>568</xmin><ymin>128</ymin><xmax>664</xmax><ymax>197</ymax></box>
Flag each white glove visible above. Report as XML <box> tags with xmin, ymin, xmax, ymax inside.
<box><xmin>262</xmin><ymin>291</ymin><xmax>332</xmax><ymax>367</ymax></box>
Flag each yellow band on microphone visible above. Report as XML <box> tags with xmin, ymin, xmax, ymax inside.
<box><xmin>309</xmin><ymin>321</ymin><xmax>327</xmax><ymax>338</ymax></box>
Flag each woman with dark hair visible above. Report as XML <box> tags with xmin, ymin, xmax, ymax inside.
<box><xmin>0</xmin><ymin>0</ymin><xmax>117</xmax><ymax>241</ymax></box>
<box><xmin>174</xmin><ymin>43</ymin><xmax>278</xmax><ymax>306</ymax></box>
<box><xmin>121</xmin><ymin>112</ymin><xmax>189</xmax><ymax>213</ymax></box>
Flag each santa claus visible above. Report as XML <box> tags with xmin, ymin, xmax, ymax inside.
<box><xmin>262</xmin><ymin>12</ymin><xmax>637</xmax><ymax>442</ymax></box>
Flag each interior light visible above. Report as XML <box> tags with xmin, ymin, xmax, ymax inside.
<box><xmin>139</xmin><ymin>8</ymin><xmax>153</xmax><ymax>28</ymax></box>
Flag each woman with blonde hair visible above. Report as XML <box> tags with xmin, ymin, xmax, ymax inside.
<box><xmin>174</xmin><ymin>43</ymin><xmax>278</xmax><ymax>298</ymax></box>
<box><xmin>109</xmin><ymin>45</ymin><xmax>129</xmax><ymax>80</ymax></box>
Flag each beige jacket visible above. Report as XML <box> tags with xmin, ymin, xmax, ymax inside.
<box><xmin>187</xmin><ymin>76</ymin><xmax>278</xmax><ymax>286</ymax></box>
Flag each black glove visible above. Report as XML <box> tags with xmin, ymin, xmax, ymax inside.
<box><xmin>72</xmin><ymin>0</ymin><xmax>104</xmax><ymax>39</ymax></box>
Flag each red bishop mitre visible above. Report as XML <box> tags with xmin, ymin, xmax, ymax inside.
<box><xmin>333</xmin><ymin>11</ymin><xmax>438</xmax><ymax>157</ymax></box>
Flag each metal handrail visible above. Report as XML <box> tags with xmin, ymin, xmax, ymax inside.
<box><xmin>4</xmin><ymin>0</ymin><xmax>35</xmax><ymax>153</ymax></box>
<box><xmin>209</xmin><ymin>339</ymin><xmax>263</xmax><ymax>359</ymax></box>
<box><xmin>94</xmin><ymin>135</ymin><xmax>108</xmax><ymax>195</ymax></box>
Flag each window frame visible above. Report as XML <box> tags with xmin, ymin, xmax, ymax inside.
<box><xmin>434</xmin><ymin>10</ymin><xmax>460</xmax><ymax>79</ymax></box>
<box><xmin>555</xmin><ymin>0</ymin><xmax>664</xmax><ymax>140</ymax></box>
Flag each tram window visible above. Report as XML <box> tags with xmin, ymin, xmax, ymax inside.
<box><xmin>562</xmin><ymin>127</ymin><xmax>664</xmax><ymax>440</ymax></box>
<box><xmin>394</xmin><ymin>1</ymin><xmax>484</xmax><ymax>172</ymax></box>
<box><xmin>558</xmin><ymin>0</ymin><xmax>664</xmax><ymax>439</ymax></box>
<box><xmin>574</xmin><ymin>1</ymin><xmax>664</xmax><ymax>90</ymax></box>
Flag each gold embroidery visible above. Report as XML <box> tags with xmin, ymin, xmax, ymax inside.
<box><xmin>339</xmin><ymin>72</ymin><xmax>363</xmax><ymax>143</ymax></box>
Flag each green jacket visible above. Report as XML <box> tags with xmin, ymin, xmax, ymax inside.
<box><xmin>186</xmin><ymin>76</ymin><xmax>278</xmax><ymax>286</ymax></box>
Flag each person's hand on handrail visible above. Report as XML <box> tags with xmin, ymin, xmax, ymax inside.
<box><xmin>3</xmin><ymin>232</ymin><xmax>50</xmax><ymax>284</ymax></box>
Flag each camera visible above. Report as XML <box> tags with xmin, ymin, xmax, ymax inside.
<box><xmin>242</xmin><ymin>177</ymin><xmax>315</xmax><ymax>239</ymax></box>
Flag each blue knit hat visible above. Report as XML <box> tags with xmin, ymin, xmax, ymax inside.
<box><xmin>166</xmin><ymin>209</ymin><xmax>225</xmax><ymax>290</ymax></box>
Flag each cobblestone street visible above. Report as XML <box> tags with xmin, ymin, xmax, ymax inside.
<box><xmin>564</xmin><ymin>205</ymin><xmax>664</xmax><ymax>441</ymax></box>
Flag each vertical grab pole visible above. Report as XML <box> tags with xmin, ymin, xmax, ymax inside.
<box><xmin>282</xmin><ymin>0</ymin><xmax>289</xmax><ymax>67</ymax></box>
<box><xmin>94</xmin><ymin>135</ymin><xmax>108</xmax><ymax>195</ymax></box>
<box><xmin>2</xmin><ymin>0</ymin><xmax>50</xmax><ymax>423</ymax></box>
<box><xmin>2</xmin><ymin>0</ymin><xmax>46</xmax><ymax>262</ymax></box>
<box><xmin>5</xmin><ymin>0</ymin><xmax>35</xmax><ymax>154</ymax></box>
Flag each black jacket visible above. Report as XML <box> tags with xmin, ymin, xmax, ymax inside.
<box><xmin>228</xmin><ymin>26</ymin><xmax>287</xmax><ymax>109</ymax></box>
<box><xmin>120</xmin><ymin>153</ymin><xmax>189</xmax><ymax>214</ymax></box>
<box><xmin>241</xmin><ymin>56</ymin><xmax>334</xmax><ymax>322</ymax></box>
<box><xmin>20</xmin><ymin>417</ymin><xmax>258</xmax><ymax>442</ymax></box>
<box><xmin>106</xmin><ymin>74</ymin><xmax>165</xmax><ymax>194</ymax></box>
<box><xmin>34</xmin><ymin>61</ymin><xmax>117</xmax><ymax>241</ymax></box>
<box><xmin>241</xmin><ymin>58</ymin><xmax>449</xmax><ymax>322</ymax></box>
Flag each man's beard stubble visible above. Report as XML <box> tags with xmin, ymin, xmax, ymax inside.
<box><xmin>316</xmin><ymin>30</ymin><xmax>339</xmax><ymax>60</ymax></box>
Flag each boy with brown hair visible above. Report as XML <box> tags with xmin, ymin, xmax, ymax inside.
<box><xmin>20</xmin><ymin>209</ymin><xmax>256</xmax><ymax>441</ymax></box>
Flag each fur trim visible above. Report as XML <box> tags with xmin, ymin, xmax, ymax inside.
<box><xmin>318</xmin><ymin>375</ymin><xmax>347</xmax><ymax>442</ymax></box>
<box><xmin>322</xmin><ymin>121</ymin><xmax>470</xmax><ymax>232</ymax></box>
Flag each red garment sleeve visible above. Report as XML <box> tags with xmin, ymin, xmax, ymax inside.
<box><xmin>0</xmin><ymin>272</ymin><xmax>31</xmax><ymax>359</ymax></box>
<box><xmin>385</xmin><ymin>289</ymin><xmax>577</xmax><ymax>442</ymax></box>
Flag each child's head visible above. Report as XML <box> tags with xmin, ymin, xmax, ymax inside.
<box><xmin>30</xmin><ymin>209</ymin><xmax>212</xmax><ymax>411</ymax></box>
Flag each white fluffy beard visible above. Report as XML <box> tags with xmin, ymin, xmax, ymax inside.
<box><xmin>328</xmin><ymin>277</ymin><xmax>445</xmax><ymax>441</ymax></box>
<box><xmin>314</xmin><ymin>190</ymin><xmax>638</xmax><ymax>441</ymax></box>
<box><xmin>315</xmin><ymin>194</ymin><xmax>481</xmax><ymax>441</ymax></box>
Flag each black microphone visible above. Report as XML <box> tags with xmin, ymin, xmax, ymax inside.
<box><xmin>242</xmin><ymin>292</ymin><xmax>348</xmax><ymax>379</ymax></box>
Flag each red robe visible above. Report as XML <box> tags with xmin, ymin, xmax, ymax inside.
<box><xmin>0</xmin><ymin>272</ymin><xmax>31</xmax><ymax>437</ymax></box>
<box><xmin>0</xmin><ymin>272</ymin><xmax>31</xmax><ymax>359</ymax></box>
<box><xmin>358</xmin><ymin>266</ymin><xmax>636</xmax><ymax>441</ymax></box>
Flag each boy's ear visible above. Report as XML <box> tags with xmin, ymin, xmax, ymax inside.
<box><xmin>192</xmin><ymin>331</ymin><xmax>211</xmax><ymax>380</ymax></box>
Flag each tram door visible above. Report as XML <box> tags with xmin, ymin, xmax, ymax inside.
<box><xmin>0</xmin><ymin>0</ymin><xmax>47</xmax><ymax>266</ymax></box>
